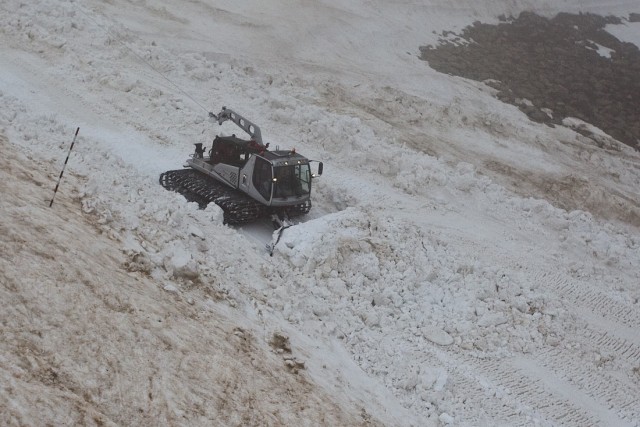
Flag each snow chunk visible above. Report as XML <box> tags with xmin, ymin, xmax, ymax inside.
<box><xmin>163</xmin><ymin>241</ymin><xmax>199</xmax><ymax>280</ymax></box>
<box><xmin>422</xmin><ymin>325</ymin><xmax>454</xmax><ymax>346</ymax></box>
<box><xmin>364</xmin><ymin>312</ymin><xmax>381</xmax><ymax>328</ymax></box>
<box><xmin>204</xmin><ymin>202</ymin><xmax>224</xmax><ymax>223</ymax></box>
<box><xmin>188</xmin><ymin>225</ymin><xmax>205</xmax><ymax>240</ymax></box>
<box><xmin>439</xmin><ymin>413</ymin><xmax>455</xmax><ymax>424</ymax></box>
<box><xmin>163</xmin><ymin>284</ymin><xmax>179</xmax><ymax>294</ymax></box>
<box><xmin>477</xmin><ymin>312</ymin><xmax>508</xmax><ymax>328</ymax></box>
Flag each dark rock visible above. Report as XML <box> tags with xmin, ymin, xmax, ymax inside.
<box><xmin>420</xmin><ymin>12</ymin><xmax>640</xmax><ymax>149</ymax></box>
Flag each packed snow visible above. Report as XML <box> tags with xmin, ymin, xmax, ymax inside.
<box><xmin>1</xmin><ymin>0</ymin><xmax>640</xmax><ymax>426</ymax></box>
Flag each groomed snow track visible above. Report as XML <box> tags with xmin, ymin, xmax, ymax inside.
<box><xmin>159</xmin><ymin>169</ymin><xmax>311</xmax><ymax>225</ymax></box>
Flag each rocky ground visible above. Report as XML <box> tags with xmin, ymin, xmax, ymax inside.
<box><xmin>420</xmin><ymin>12</ymin><xmax>640</xmax><ymax>150</ymax></box>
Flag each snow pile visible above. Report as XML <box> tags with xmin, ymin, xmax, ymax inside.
<box><xmin>2</xmin><ymin>0</ymin><xmax>640</xmax><ymax>425</ymax></box>
<box><xmin>269</xmin><ymin>208</ymin><xmax>565</xmax><ymax>419</ymax></box>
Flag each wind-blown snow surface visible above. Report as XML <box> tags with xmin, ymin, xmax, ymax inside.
<box><xmin>1</xmin><ymin>0</ymin><xmax>640</xmax><ymax>426</ymax></box>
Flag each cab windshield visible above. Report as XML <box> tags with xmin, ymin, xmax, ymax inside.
<box><xmin>273</xmin><ymin>164</ymin><xmax>311</xmax><ymax>198</ymax></box>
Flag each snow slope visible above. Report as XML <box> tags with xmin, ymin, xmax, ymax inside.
<box><xmin>0</xmin><ymin>131</ymin><xmax>390</xmax><ymax>426</ymax></box>
<box><xmin>1</xmin><ymin>0</ymin><xmax>640</xmax><ymax>426</ymax></box>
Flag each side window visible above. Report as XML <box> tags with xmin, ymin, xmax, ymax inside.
<box><xmin>212</xmin><ymin>141</ymin><xmax>238</xmax><ymax>165</ymax></box>
<box><xmin>297</xmin><ymin>164</ymin><xmax>311</xmax><ymax>193</ymax></box>
<box><xmin>252</xmin><ymin>157</ymin><xmax>272</xmax><ymax>201</ymax></box>
<box><xmin>210</xmin><ymin>140</ymin><xmax>222</xmax><ymax>164</ymax></box>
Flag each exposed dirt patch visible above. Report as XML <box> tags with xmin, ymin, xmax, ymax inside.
<box><xmin>420</xmin><ymin>12</ymin><xmax>640</xmax><ymax>150</ymax></box>
<box><xmin>270</xmin><ymin>332</ymin><xmax>292</xmax><ymax>353</ymax></box>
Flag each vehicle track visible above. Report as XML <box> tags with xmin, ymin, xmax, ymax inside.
<box><xmin>362</xmin><ymin>227</ymin><xmax>640</xmax><ymax>425</ymax></box>
<box><xmin>408</xmin><ymin>250</ymin><xmax>640</xmax><ymax>426</ymax></box>
<box><xmin>528</xmin><ymin>269</ymin><xmax>640</xmax><ymax>366</ymax></box>
<box><xmin>386</xmin><ymin>323</ymin><xmax>602</xmax><ymax>426</ymax></box>
<box><xmin>431</xmin><ymin>345</ymin><xmax>600</xmax><ymax>427</ymax></box>
<box><xmin>438</xmin><ymin>363</ymin><xmax>539</xmax><ymax>426</ymax></box>
<box><xmin>457</xmin><ymin>349</ymin><xmax>635</xmax><ymax>426</ymax></box>
<box><xmin>581</xmin><ymin>327</ymin><xmax>640</xmax><ymax>366</ymax></box>
<box><xmin>480</xmin><ymin>265</ymin><xmax>640</xmax><ymax>426</ymax></box>
<box><xmin>531</xmin><ymin>347</ymin><xmax>640</xmax><ymax>424</ymax></box>
<box><xmin>547</xmin><ymin>272</ymin><xmax>640</xmax><ymax>329</ymax></box>
<box><xmin>368</xmin><ymin>339</ymin><xmax>536</xmax><ymax>426</ymax></box>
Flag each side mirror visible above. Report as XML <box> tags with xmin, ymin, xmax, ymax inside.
<box><xmin>311</xmin><ymin>161</ymin><xmax>323</xmax><ymax>177</ymax></box>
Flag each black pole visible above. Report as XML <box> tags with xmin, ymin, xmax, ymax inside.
<box><xmin>49</xmin><ymin>127</ymin><xmax>80</xmax><ymax>207</ymax></box>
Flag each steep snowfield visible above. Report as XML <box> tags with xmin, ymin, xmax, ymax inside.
<box><xmin>1</xmin><ymin>0</ymin><xmax>640</xmax><ymax>426</ymax></box>
<box><xmin>0</xmin><ymin>132</ymin><xmax>390</xmax><ymax>426</ymax></box>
